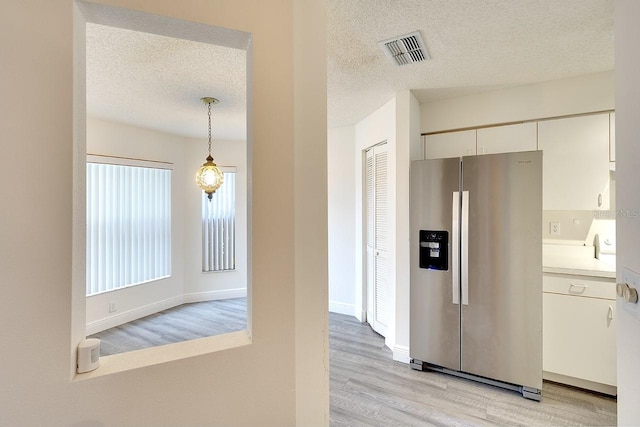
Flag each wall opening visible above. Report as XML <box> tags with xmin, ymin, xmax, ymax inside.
<box><xmin>72</xmin><ymin>0</ymin><xmax>253</xmax><ymax>378</ymax></box>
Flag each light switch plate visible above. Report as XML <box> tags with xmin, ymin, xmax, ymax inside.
<box><xmin>622</xmin><ymin>268</ymin><xmax>640</xmax><ymax>321</ymax></box>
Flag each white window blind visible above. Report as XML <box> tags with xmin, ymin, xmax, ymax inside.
<box><xmin>202</xmin><ymin>170</ymin><xmax>236</xmax><ymax>272</ymax></box>
<box><xmin>86</xmin><ymin>160</ymin><xmax>171</xmax><ymax>296</ymax></box>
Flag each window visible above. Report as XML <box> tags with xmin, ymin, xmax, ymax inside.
<box><xmin>202</xmin><ymin>169</ymin><xmax>236</xmax><ymax>272</ymax></box>
<box><xmin>86</xmin><ymin>156</ymin><xmax>172</xmax><ymax>296</ymax></box>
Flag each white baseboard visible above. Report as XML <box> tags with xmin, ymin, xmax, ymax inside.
<box><xmin>543</xmin><ymin>371</ymin><xmax>617</xmax><ymax>396</ymax></box>
<box><xmin>393</xmin><ymin>345</ymin><xmax>410</xmax><ymax>364</ymax></box>
<box><xmin>86</xmin><ymin>295</ymin><xmax>183</xmax><ymax>335</ymax></box>
<box><xmin>183</xmin><ymin>288</ymin><xmax>247</xmax><ymax>304</ymax></box>
<box><xmin>329</xmin><ymin>300</ymin><xmax>356</xmax><ymax>316</ymax></box>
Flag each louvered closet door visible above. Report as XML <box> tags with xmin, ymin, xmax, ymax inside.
<box><xmin>365</xmin><ymin>143</ymin><xmax>390</xmax><ymax>337</ymax></box>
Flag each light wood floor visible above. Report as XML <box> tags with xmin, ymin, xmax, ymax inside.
<box><xmin>91</xmin><ymin>300</ymin><xmax>617</xmax><ymax>426</ymax></box>
<box><xmin>330</xmin><ymin>313</ymin><xmax>616</xmax><ymax>426</ymax></box>
<box><xmin>90</xmin><ymin>298</ymin><xmax>246</xmax><ymax>356</ymax></box>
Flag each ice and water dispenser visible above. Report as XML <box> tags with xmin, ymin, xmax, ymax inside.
<box><xmin>419</xmin><ymin>230</ymin><xmax>448</xmax><ymax>270</ymax></box>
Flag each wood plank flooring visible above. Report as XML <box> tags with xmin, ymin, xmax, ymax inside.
<box><xmin>90</xmin><ymin>301</ymin><xmax>617</xmax><ymax>426</ymax></box>
<box><xmin>89</xmin><ymin>298</ymin><xmax>246</xmax><ymax>356</ymax></box>
<box><xmin>330</xmin><ymin>313</ymin><xmax>616</xmax><ymax>427</ymax></box>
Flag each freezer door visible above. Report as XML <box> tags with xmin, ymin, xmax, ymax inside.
<box><xmin>410</xmin><ymin>158</ymin><xmax>461</xmax><ymax>370</ymax></box>
<box><xmin>460</xmin><ymin>151</ymin><xmax>542</xmax><ymax>390</ymax></box>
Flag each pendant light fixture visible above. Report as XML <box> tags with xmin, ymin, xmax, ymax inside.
<box><xmin>196</xmin><ymin>97</ymin><xmax>224</xmax><ymax>200</ymax></box>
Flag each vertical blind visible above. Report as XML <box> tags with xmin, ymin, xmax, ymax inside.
<box><xmin>86</xmin><ymin>162</ymin><xmax>171</xmax><ymax>296</ymax></box>
<box><xmin>202</xmin><ymin>170</ymin><xmax>236</xmax><ymax>272</ymax></box>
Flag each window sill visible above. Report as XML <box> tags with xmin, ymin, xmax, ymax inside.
<box><xmin>73</xmin><ymin>329</ymin><xmax>251</xmax><ymax>381</ymax></box>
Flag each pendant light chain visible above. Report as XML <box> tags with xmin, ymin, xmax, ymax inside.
<box><xmin>196</xmin><ymin>96</ymin><xmax>223</xmax><ymax>200</ymax></box>
<box><xmin>207</xmin><ymin>101</ymin><xmax>212</xmax><ymax>156</ymax></box>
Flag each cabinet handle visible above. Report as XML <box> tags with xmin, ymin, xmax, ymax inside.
<box><xmin>608</xmin><ymin>306</ymin><xmax>614</xmax><ymax>321</ymax></box>
<box><xmin>598</xmin><ymin>193</ymin><xmax>603</xmax><ymax>207</ymax></box>
<box><xmin>569</xmin><ymin>283</ymin><xmax>587</xmax><ymax>294</ymax></box>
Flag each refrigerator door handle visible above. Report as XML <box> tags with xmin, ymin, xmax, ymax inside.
<box><xmin>461</xmin><ymin>190</ymin><xmax>469</xmax><ymax>306</ymax></box>
<box><xmin>452</xmin><ymin>191</ymin><xmax>460</xmax><ymax>305</ymax></box>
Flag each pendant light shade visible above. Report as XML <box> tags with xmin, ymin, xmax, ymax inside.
<box><xmin>196</xmin><ymin>155</ymin><xmax>224</xmax><ymax>199</ymax></box>
<box><xmin>196</xmin><ymin>97</ymin><xmax>224</xmax><ymax>200</ymax></box>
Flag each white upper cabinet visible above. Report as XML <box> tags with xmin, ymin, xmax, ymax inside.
<box><xmin>425</xmin><ymin>129</ymin><xmax>476</xmax><ymax>159</ymax></box>
<box><xmin>538</xmin><ymin>113</ymin><xmax>610</xmax><ymax>210</ymax></box>
<box><xmin>476</xmin><ymin>122</ymin><xmax>537</xmax><ymax>155</ymax></box>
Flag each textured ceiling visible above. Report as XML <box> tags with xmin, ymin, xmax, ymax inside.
<box><xmin>86</xmin><ymin>0</ymin><xmax>614</xmax><ymax>138</ymax></box>
<box><xmin>328</xmin><ymin>0</ymin><xmax>614</xmax><ymax>127</ymax></box>
<box><xmin>86</xmin><ymin>23</ymin><xmax>246</xmax><ymax>140</ymax></box>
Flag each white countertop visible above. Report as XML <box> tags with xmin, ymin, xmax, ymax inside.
<box><xmin>543</xmin><ymin>255</ymin><xmax>616</xmax><ymax>279</ymax></box>
<box><xmin>543</xmin><ymin>243</ymin><xmax>616</xmax><ymax>279</ymax></box>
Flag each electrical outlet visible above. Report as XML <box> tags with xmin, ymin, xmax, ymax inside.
<box><xmin>550</xmin><ymin>222</ymin><xmax>561</xmax><ymax>235</ymax></box>
<box><xmin>109</xmin><ymin>301</ymin><xmax>117</xmax><ymax>313</ymax></box>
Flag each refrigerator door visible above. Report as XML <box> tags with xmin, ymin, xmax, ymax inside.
<box><xmin>460</xmin><ymin>151</ymin><xmax>542</xmax><ymax>389</ymax></box>
<box><xmin>410</xmin><ymin>158</ymin><xmax>461</xmax><ymax>370</ymax></box>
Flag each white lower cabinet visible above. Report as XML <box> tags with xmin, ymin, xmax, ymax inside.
<box><xmin>543</xmin><ymin>273</ymin><xmax>617</xmax><ymax>395</ymax></box>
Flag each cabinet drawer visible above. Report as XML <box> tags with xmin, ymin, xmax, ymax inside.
<box><xmin>543</xmin><ymin>273</ymin><xmax>616</xmax><ymax>300</ymax></box>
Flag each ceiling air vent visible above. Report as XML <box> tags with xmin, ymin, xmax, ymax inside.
<box><xmin>378</xmin><ymin>31</ymin><xmax>429</xmax><ymax>66</ymax></box>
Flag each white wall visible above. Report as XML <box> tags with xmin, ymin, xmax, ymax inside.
<box><xmin>183</xmin><ymin>137</ymin><xmax>247</xmax><ymax>302</ymax></box>
<box><xmin>293</xmin><ymin>0</ymin><xmax>329</xmax><ymax>421</ymax></box>
<box><xmin>343</xmin><ymin>91</ymin><xmax>421</xmax><ymax>360</ymax></box>
<box><xmin>421</xmin><ymin>71</ymin><xmax>614</xmax><ymax>133</ymax></box>
<box><xmin>392</xmin><ymin>90</ymin><xmax>422</xmax><ymax>363</ymax></box>
<box><xmin>615</xmin><ymin>1</ymin><xmax>640</xmax><ymax>423</ymax></box>
<box><xmin>328</xmin><ymin>126</ymin><xmax>356</xmax><ymax>315</ymax></box>
<box><xmin>85</xmin><ymin>118</ymin><xmax>186</xmax><ymax>333</ymax></box>
<box><xmin>0</xmin><ymin>1</ymin><xmax>327</xmax><ymax>425</ymax></box>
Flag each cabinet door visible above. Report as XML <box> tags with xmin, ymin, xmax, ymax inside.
<box><xmin>538</xmin><ymin>114</ymin><xmax>610</xmax><ymax>210</ymax></box>
<box><xmin>543</xmin><ymin>292</ymin><xmax>616</xmax><ymax>386</ymax></box>
<box><xmin>477</xmin><ymin>122</ymin><xmax>537</xmax><ymax>155</ymax></box>
<box><xmin>425</xmin><ymin>130</ymin><xmax>476</xmax><ymax>159</ymax></box>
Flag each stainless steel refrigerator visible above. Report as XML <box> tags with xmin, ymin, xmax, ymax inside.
<box><xmin>409</xmin><ymin>151</ymin><xmax>542</xmax><ymax>400</ymax></box>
